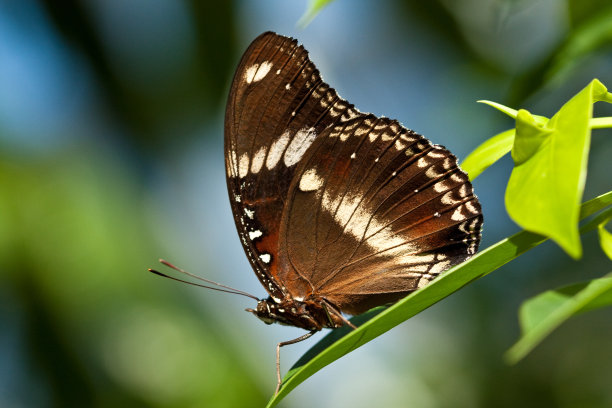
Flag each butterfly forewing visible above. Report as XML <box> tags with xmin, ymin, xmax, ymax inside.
<box><xmin>225</xmin><ymin>32</ymin><xmax>362</xmax><ymax>299</ymax></box>
<box><xmin>278</xmin><ymin>116</ymin><xmax>483</xmax><ymax>315</ymax></box>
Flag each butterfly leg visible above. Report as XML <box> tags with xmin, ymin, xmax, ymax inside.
<box><xmin>322</xmin><ymin>300</ymin><xmax>357</xmax><ymax>330</ymax></box>
<box><xmin>336</xmin><ymin>313</ymin><xmax>357</xmax><ymax>330</ymax></box>
<box><xmin>275</xmin><ymin>330</ymin><xmax>317</xmax><ymax>394</ymax></box>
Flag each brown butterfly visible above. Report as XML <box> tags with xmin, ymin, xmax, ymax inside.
<box><xmin>153</xmin><ymin>31</ymin><xmax>482</xmax><ymax>394</ymax></box>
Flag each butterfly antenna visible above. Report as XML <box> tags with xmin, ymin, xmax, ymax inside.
<box><xmin>149</xmin><ymin>259</ymin><xmax>259</xmax><ymax>301</ymax></box>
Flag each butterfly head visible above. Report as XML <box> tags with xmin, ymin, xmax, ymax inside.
<box><xmin>245</xmin><ymin>299</ymin><xmax>277</xmax><ymax>325</ymax></box>
<box><xmin>246</xmin><ymin>297</ymin><xmax>326</xmax><ymax>331</ymax></box>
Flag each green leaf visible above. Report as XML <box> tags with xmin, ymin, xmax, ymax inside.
<box><xmin>298</xmin><ymin>0</ymin><xmax>335</xmax><ymax>27</ymax></box>
<box><xmin>506</xmin><ymin>273</ymin><xmax>612</xmax><ymax>364</ymax></box>
<box><xmin>265</xmin><ymin>191</ymin><xmax>612</xmax><ymax>407</ymax></box>
<box><xmin>505</xmin><ymin>79</ymin><xmax>612</xmax><ymax>259</ymax></box>
<box><xmin>598</xmin><ymin>217</ymin><xmax>612</xmax><ymax>260</ymax></box>
<box><xmin>461</xmin><ymin>129</ymin><xmax>515</xmax><ymax>181</ymax></box>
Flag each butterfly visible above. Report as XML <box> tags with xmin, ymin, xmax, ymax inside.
<box><xmin>153</xmin><ymin>31</ymin><xmax>482</xmax><ymax>394</ymax></box>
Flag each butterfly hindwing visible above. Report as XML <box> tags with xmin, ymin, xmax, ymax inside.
<box><xmin>278</xmin><ymin>116</ymin><xmax>482</xmax><ymax>314</ymax></box>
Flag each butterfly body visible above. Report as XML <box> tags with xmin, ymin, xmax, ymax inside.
<box><xmin>248</xmin><ymin>296</ymin><xmax>345</xmax><ymax>330</ymax></box>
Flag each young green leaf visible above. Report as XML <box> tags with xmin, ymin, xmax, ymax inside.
<box><xmin>506</xmin><ymin>273</ymin><xmax>612</xmax><ymax>364</ymax></box>
<box><xmin>505</xmin><ymin>79</ymin><xmax>612</xmax><ymax>259</ymax></box>
<box><xmin>461</xmin><ymin>129</ymin><xmax>515</xmax><ymax>181</ymax></box>
<box><xmin>265</xmin><ymin>191</ymin><xmax>612</xmax><ymax>407</ymax></box>
<box><xmin>465</xmin><ymin>101</ymin><xmax>611</xmax><ymax>182</ymax></box>
<box><xmin>598</xmin><ymin>217</ymin><xmax>612</xmax><ymax>260</ymax></box>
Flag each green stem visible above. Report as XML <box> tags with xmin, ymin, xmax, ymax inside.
<box><xmin>591</xmin><ymin>117</ymin><xmax>612</xmax><ymax>129</ymax></box>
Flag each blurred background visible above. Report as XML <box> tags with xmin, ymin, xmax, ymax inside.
<box><xmin>1</xmin><ymin>0</ymin><xmax>612</xmax><ymax>407</ymax></box>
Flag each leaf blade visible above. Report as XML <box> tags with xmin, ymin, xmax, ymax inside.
<box><xmin>506</xmin><ymin>273</ymin><xmax>612</xmax><ymax>364</ymax></box>
<box><xmin>461</xmin><ymin>129</ymin><xmax>515</xmax><ymax>181</ymax></box>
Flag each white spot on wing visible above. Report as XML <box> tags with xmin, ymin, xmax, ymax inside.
<box><xmin>465</xmin><ymin>200</ymin><xmax>479</xmax><ymax>214</ymax></box>
<box><xmin>266</xmin><ymin>130</ymin><xmax>291</xmax><ymax>170</ymax></box>
<box><xmin>229</xmin><ymin>149</ymin><xmax>238</xmax><ymax>178</ymax></box>
<box><xmin>238</xmin><ymin>153</ymin><xmax>249</xmax><ymax>178</ymax></box>
<box><xmin>251</xmin><ymin>146</ymin><xmax>266</xmax><ymax>174</ymax></box>
<box><xmin>249</xmin><ymin>230</ymin><xmax>263</xmax><ymax>240</ymax></box>
<box><xmin>428</xmin><ymin>149</ymin><xmax>446</xmax><ymax>159</ymax></box>
<box><xmin>355</xmin><ymin>126</ymin><xmax>368</xmax><ymax>136</ymax></box>
<box><xmin>440</xmin><ymin>191</ymin><xmax>456</xmax><ymax>205</ymax></box>
<box><xmin>451</xmin><ymin>207</ymin><xmax>466</xmax><ymax>221</ymax></box>
<box><xmin>425</xmin><ymin>166</ymin><xmax>441</xmax><ymax>179</ymax></box>
<box><xmin>434</xmin><ymin>180</ymin><xmax>451</xmax><ymax>193</ymax></box>
<box><xmin>417</xmin><ymin>157</ymin><xmax>430</xmax><ymax>168</ymax></box>
<box><xmin>469</xmin><ymin>218</ymin><xmax>479</xmax><ymax>230</ymax></box>
<box><xmin>299</xmin><ymin>168</ymin><xmax>324</xmax><ymax>192</ymax></box>
<box><xmin>451</xmin><ymin>173</ymin><xmax>464</xmax><ymax>183</ymax></box>
<box><xmin>284</xmin><ymin>127</ymin><xmax>317</xmax><ymax>167</ymax></box>
<box><xmin>254</xmin><ymin>62</ymin><xmax>272</xmax><ymax>81</ymax></box>
<box><xmin>417</xmin><ymin>277</ymin><xmax>431</xmax><ymax>289</ymax></box>
<box><xmin>381</xmin><ymin>132</ymin><xmax>394</xmax><ymax>142</ymax></box>
<box><xmin>260</xmin><ymin>253</ymin><xmax>271</xmax><ymax>263</ymax></box>
<box><xmin>244</xmin><ymin>61</ymin><xmax>273</xmax><ymax>84</ymax></box>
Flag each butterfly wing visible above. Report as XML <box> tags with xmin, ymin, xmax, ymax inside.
<box><xmin>224</xmin><ymin>32</ymin><xmax>361</xmax><ymax>299</ymax></box>
<box><xmin>277</xmin><ymin>116</ymin><xmax>483</xmax><ymax>314</ymax></box>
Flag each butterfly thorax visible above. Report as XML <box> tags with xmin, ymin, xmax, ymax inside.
<box><xmin>248</xmin><ymin>296</ymin><xmax>345</xmax><ymax>331</ymax></box>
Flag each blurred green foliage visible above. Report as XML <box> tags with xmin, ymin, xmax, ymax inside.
<box><xmin>0</xmin><ymin>151</ymin><xmax>266</xmax><ymax>407</ymax></box>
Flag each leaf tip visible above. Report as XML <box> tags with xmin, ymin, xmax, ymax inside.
<box><xmin>503</xmin><ymin>348</ymin><xmax>523</xmax><ymax>365</ymax></box>
<box><xmin>556</xmin><ymin>236</ymin><xmax>583</xmax><ymax>260</ymax></box>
